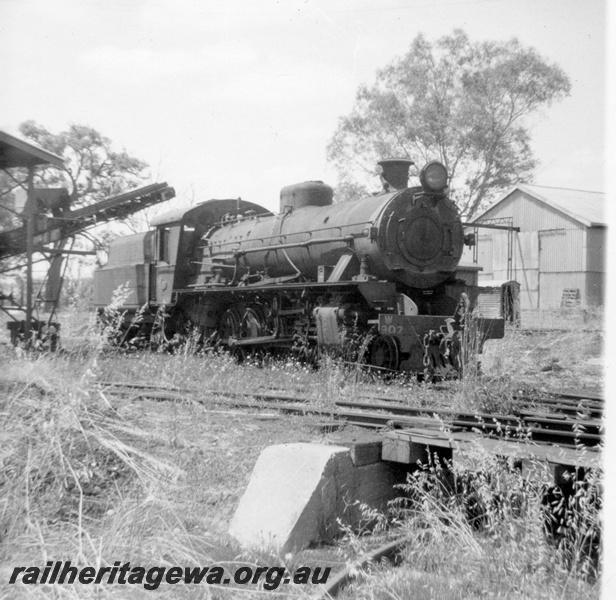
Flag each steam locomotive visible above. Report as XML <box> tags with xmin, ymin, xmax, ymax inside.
<box><xmin>93</xmin><ymin>159</ymin><xmax>504</xmax><ymax>377</ymax></box>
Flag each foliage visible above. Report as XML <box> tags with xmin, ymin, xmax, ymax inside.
<box><xmin>0</xmin><ymin>172</ymin><xmax>22</xmax><ymax>274</ymax></box>
<box><xmin>328</xmin><ymin>30</ymin><xmax>571</xmax><ymax>217</ymax></box>
<box><xmin>0</xmin><ymin>300</ymin><xmax>604</xmax><ymax>598</ymax></box>
<box><xmin>0</xmin><ymin>334</ymin><xmax>329</xmax><ymax>598</ymax></box>
<box><xmin>338</xmin><ymin>452</ymin><xmax>601</xmax><ymax>600</ymax></box>
<box><xmin>0</xmin><ymin>122</ymin><xmax>150</xmax><ymax>281</ymax></box>
<box><xmin>0</xmin><ymin>171</ymin><xmax>20</xmax><ymax>229</ymax></box>
<box><xmin>18</xmin><ymin>121</ymin><xmax>148</xmax><ymax>209</ymax></box>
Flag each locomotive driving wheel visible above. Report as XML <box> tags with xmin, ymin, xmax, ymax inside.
<box><xmin>150</xmin><ymin>308</ymin><xmax>193</xmax><ymax>352</ymax></box>
<box><xmin>235</xmin><ymin>308</ymin><xmax>268</xmax><ymax>363</ymax></box>
<box><xmin>239</xmin><ymin>308</ymin><xmax>266</xmax><ymax>339</ymax></box>
<box><xmin>150</xmin><ymin>307</ymin><xmax>174</xmax><ymax>349</ymax></box>
<box><xmin>218</xmin><ymin>308</ymin><xmax>241</xmax><ymax>345</ymax></box>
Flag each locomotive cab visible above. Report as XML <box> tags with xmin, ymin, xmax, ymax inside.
<box><xmin>153</xmin><ymin>221</ymin><xmax>181</xmax><ymax>304</ymax></box>
<box><xmin>93</xmin><ymin>231</ymin><xmax>155</xmax><ymax>309</ymax></box>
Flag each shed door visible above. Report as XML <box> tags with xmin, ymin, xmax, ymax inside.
<box><xmin>476</xmin><ymin>235</ymin><xmax>493</xmax><ymax>276</ymax></box>
<box><xmin>539</xmin><ymin>229</ymin><xmax>567</xmax><ymax>272</ymax></box>
<box><xmin>538</xmin><ymin>229</ymin><xmax>586</xmax><ymax>308</ymax></box>
<box><xmin>514</xmin><ymin>232</ymin><xmax>539</xmax><ymax>310</ymax></box>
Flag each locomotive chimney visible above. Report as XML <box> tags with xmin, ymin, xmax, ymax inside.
<box><xmin>377</xmin><ymin>158</ymin><xmax>415</xmax><ymax>192</ymax></box>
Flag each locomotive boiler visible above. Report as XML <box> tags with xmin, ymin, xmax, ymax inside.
<box><xmin>93</xmin><ymin>159</ymin><xmax>504</xmax><ymax>377</ymax></box>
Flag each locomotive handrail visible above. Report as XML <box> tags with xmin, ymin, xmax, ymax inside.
<box><xmin>202</xmin><ymin>220</ymin><xmax>374</xmax><ymax>249</ymax></box>
<box><xmin>194</xmin><ymin>261</ymin><xmax>236</xmax><ymax>268</ymax></box>
<box><xmin>233</xmin><ymin>234</ymin><xmax>359</xmax><ymax>256</ymax></box>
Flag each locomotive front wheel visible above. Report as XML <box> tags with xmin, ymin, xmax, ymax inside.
<box><xmin>369</xmin><ymin>335</ymin><xmax>400</xmax><ymax>371</ymax></box>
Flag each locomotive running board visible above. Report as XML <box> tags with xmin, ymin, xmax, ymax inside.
<box><xmin>180</xmin><ymin>281</ymin><xmax>367</xmax><ymax>293</ymax></box>
<box><xmin>228</xmin><ymin>335</ymin><xmax>295</xmax><ymax>347</ymax></box>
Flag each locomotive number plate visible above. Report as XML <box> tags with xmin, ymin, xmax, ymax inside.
<box><xmin>378</xmin><ymin>314</ymin><xmax>415</xmax><ymax>336</ymax></box>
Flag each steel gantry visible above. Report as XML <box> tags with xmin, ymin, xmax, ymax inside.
<box><xmin>0</xmin><ymin>130</ymin><xmax>175</xmax><ymax>348</ymax></box>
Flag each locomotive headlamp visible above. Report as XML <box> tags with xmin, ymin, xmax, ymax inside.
<box><xmin>419</xmin><ymin>161</ymin><xmax>448</xmax><ymax>194</ymax></box>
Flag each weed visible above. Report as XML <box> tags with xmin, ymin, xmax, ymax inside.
<box><xmin>336</xmin><ymin>449</ymin><xmax>602</xmax><ymax>600</ymax></box>
<box><xmin>0</xmin><ymin>300</ymin><xmax>604</xmax><ymax>599</ymax></box>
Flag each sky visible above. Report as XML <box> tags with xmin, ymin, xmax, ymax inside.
<box><xmin>0</xmin><ymin>0</ymin><xmax>608</xmax><ymax>216</ymax></box>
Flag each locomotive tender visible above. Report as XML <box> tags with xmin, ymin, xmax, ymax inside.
<box><xmin>93</xmin><ymin>159</ymin><xmax>504</xmax><ymax>376</ymax></box>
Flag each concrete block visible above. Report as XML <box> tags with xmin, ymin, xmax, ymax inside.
<box><xmin>354</xmin><ymin>462</ymin><xmax>404</xmax><ymax>507</ymax></box>
<box><xmin>329</xmin><ymin>430</ymin><xmax>384</xmax><ymax>466</ymax></box>
<box><xmin>382</xmin><ymin>431</ymin><xmax>428</xmax><ymax>464</ymax></box>
<box><xmin>229</xmin><ymin>443</ymin><xmax>351</xmax><ymax>554</ymax></box>
<box><xmin>229</xmin><ymin>442</ymin><xmax>404</xmax><ymax>554</ymax></box>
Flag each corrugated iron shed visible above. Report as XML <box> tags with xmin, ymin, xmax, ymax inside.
<box><xmin>463</xmin><ymin>184</ymin><xmax>606</xmax><ymax>309</ymax></box>
<box><xmin>473</xmin><ymin>184</ymin><xmax>605</xmax><ymax>228</ymax></box>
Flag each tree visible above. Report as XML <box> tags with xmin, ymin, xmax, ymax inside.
<box><xmin>18</xmin><ymin>121</ymin><xmax>148</xmax><ymax>207</ymax></box>
<box><xmin>18</xmin><ymin>121</ymin><xmax>150</xmax><ymax>247</ymax></box>
<box><xmin>0</xmin><ymin>171</ymin><xmax>19</xmax><ymax>230</ymax></box>
<box><xmin>0</xmin><ymin>122</ymin><xmax>150</xmax><ymax>286</ymax></box>
<box><xmin>328</xmin><ymin>30</ymin><xmax>571</xmax><ymax>217</ymax></box>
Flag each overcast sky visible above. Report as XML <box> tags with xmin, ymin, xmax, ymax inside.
<box><xmin>0</xmin><ymin>0</ymin><xmax>608</xmax><ymax>215</ymax></box>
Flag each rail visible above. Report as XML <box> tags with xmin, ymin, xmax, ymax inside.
<box><xmin>97</xmin><ymin>381</ymin><xmax>604</xmax><ymax>451</ymax></box>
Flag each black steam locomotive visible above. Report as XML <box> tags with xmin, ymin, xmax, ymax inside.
<box><xmin>93</xmin><ymin>159</ymin><xmax>504</xmax><ymax>377</ymax></box>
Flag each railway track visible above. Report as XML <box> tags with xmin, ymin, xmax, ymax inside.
<box><xmin>98</xmin><ymin>381</ymin><xmax>604</xmax><ymax>451</ymax></box>
<box><xmin>96</xmin><ymin>379</ymin><xmax>602</xmax><ymax>598</ymax></box>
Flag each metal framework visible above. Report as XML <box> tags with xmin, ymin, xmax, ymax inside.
<box><xmin>463</xmin><ymin>217</ymin><xmax>520</xmax><ymax>280</ymax></box>
<box><xmin>0</xmin><ymin>130</ymin><xmax>175</xmax><ymax>348</ymax></box>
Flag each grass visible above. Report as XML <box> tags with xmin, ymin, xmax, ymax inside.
<box><xmin>336</xmin><ymin>450</ymin><xmax>602</xmax><ymax>600</ymax></box>
<box><xmin>0</xmin><ymin>304</ymin><xmax>605</xmax><ymax>599</ymax></box>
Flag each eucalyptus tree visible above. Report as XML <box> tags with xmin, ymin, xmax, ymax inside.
<box><xmin>0</xmin><ymin>122</ymin><xmax>149</xmax><ymax>280</ymax></box>
<box><xmin>18</xmin><ymin>121</ymin><xmax>148</xmax><ymax>209</ymax></box>
<box><xmin>328</xmin><ymin>30</ymin><xmax>571</xmax><ymax>217</ymax></box>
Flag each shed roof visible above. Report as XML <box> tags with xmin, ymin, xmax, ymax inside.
<box><xmin>0</xmin><ymin>130</ymin><xmax>64</xmax><ymax>169</ymax></box>
<box><xmin>473</xmin><ymin>184</ymin><xmax>606</xmax><ymax>228</ymax></box>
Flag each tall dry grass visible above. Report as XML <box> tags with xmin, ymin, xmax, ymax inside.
<box><xmin>0</xmin><ymin>347</ymin><xmax>218</xmax><ymax>599</ymax></box>
<box><xmin>336</xmin><ymin>448</ymin><xmax>602</xmax><ymax>600</ymax></box>
<box><xmin>0</xmin><ymin>301</ymin><xmax>605</xmax><ymax>599</ymax></box>
<box><xmin>0</xmin><ymin>319</ymin><xmax>340</xmax><ymax>598</ymax></box>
